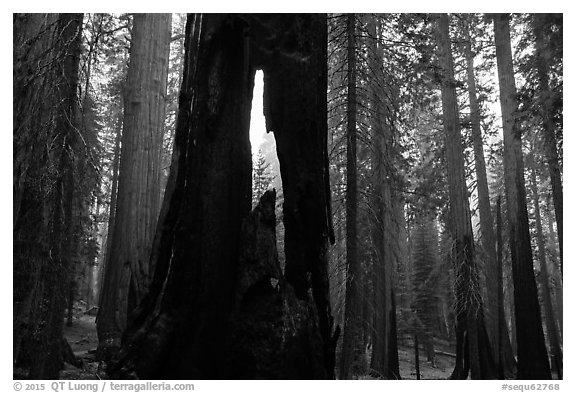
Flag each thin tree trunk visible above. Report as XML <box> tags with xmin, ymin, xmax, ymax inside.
<box><xmin>340</xmin><ymin>13</ymin><xmax>359</xmax><ymax>380</ymax></box>
<box><xmin>534</xmin><ymin>14</ymin><xmax>562</xmax><ymax>274</ymax></box>
<box><xmin>529</xmin><ymin>167</ymin><xmax>562</xmax><ymax>379</ymax></box>
<box><xmin>464</xmin><ymin>20</ymin><xmax>503</xmax><ymax>374</ymax></box>
<box><xmin>493</xmin><ymin>13</ymin><xmax>551</xmax><ymax>380</ymax></box>
<box><xmin>436</xmin><ymin>13</ymin><xmax>495</xmax><ymax>380</ymax></box>
<box><xmin>414</xmin><ymin>333</ymin><xmax>420</xmax><ymax>380</ymax></box>
<box><xmin>545</xmin><ymin>199</ymin><xmax>562</xmax><ymax>340</ymax></box>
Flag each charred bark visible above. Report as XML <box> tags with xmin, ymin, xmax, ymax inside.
<box><xmin>110</xmin><ymin>14</ymin><xmax>335</xmax><ymax>379</ymax></box>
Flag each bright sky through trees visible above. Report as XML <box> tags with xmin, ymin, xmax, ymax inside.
<box><xmin>250</xmin><ymin>70</ymin><xmax>266</xmax><ymax>153</ymax></box>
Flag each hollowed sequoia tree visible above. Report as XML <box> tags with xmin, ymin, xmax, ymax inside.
<box><xmin>110</xmin><ymin>14</ymin><xmax>336</xmax><ymax>379</ymax></box>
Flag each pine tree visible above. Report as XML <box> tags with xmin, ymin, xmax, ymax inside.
<box><xmin>252</xmin><ymin>148</ymin><xmax>275</xmax><ymax>207</ymax></box>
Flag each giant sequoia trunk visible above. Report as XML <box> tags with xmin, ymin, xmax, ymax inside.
<box><xmin>110</xmin><ymin>14</ymin><xmax>336</xmax><ymax>379</ymax></box>
<box><xmin>436</xmin><ymin>14</ymin><xmax>495</xmax><ymax>380</ymax></box>
<box><xmin>493</xmin><ymin>13</ymin><xmax>551</xmax><ymax>380</ymax></box>
<box><xmin>13</xmin><ymin>13</ymin><xmax>83</xmax><ymax>378</ymax></box>
<box><xmin>97</xmin><ymin>14</ymin><xmax>171</xmax><ymax>355</ymax></box>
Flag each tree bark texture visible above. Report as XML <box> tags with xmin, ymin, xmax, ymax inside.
<box><xmin>493</xmin><ymin>13</ymin><xmax>551</xmax><ymax>380</ymax></box>
<box><xmin>544</xmin><ymin>200</ymin><xmax>562</xmax><ymax>340</ymax></box>
<box><xmin>13</xmin><ymin>13</ymin><xmax>83</xmax><ymax>378</ymax></box>
<box><xmin>496</xmin><ymin>196</ymin><xmax>517</xmax><ymax>378</ymax></box>
<box><xmin>110</xmin><ymin>14</ymin><xmax>336</xmax><ymax>379</ymax></box>
<box><xmin>368</xmin><ymin>17</ymin><xmax>400</xmax><ymax>380</ymax></box>
<box><xmin>97</xmin><ymin>108</ymin><xmax>123</xmax><ymax>310</ymax></box>
<box><xmin>97</xmin><ymin>13</ymin><xmax>171</xmax><ymax>354</ymax></box>
<box><xmin>339</xmin><ymin>13</ymin><xmax>360</xmax><ymax>380</ymax></box>
<box><xmin>529</xmin><ymin>168</ymin><xmax>562</xmax><ymax>378</ymax></box>
<box><xmin>436</xmin><ymin>13</ymin><xmax>495</xmax><ymax>380</ymax></box>
<box><xmin>533</xmin><ymin>14</ymin><xmax>563</xmax><ymax>273</ymax></box>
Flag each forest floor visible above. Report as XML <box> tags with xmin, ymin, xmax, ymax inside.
<box><xmin>61</xmin><ymin>309</ymin><xmax>454</xmax><ymax>380</ymax></box>
<box><xmin>60</xmin><ymin>303</ymin><xmax>453</xmax><ymax>380</ymax></box>
<box><xmin>60</xmin><ymin>305</ymin><xmax>104</xmax><ymax>380</ymax></box>
<box><xmin>397</xmin><ymin>343</ymin><xmax>454</xmax><ymax>380</ymax></box>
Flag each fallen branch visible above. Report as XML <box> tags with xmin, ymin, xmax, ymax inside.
<box><xmin>435</xmin><ymin>350</ymin><xmax>456</xmax><ymax>358</ymax></box>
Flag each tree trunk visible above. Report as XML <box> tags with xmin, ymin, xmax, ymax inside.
<box><xmin>368</xmin><ymin>16</ymin><xmax>400</xmax><ymax>380</ymax></box>
<box><xmin>97</xmin><ymin>13</ymin><xmax>171</xmax><ymax>356</ymax></box>
<box><xmin>529</xmin><ymin>167</ymin><xmax>562</xmax><ymax>378</ymax></box>
<box><xmin>414</xmin><ymin>333</ymin><xmax>420</xmax><ymax>380</ymax></box>
<box><xmin>533</xmin><ymin>14</ymin><xmax>563</xmax><ymax>274</ymax></box>
<box><xmin>436</xmin><ymin>13</ymin><xmax>495</xmax><ymax>380</ymax></box>
<box><xmin>340</xmin><ymin>13</ymin><xmax>359</xmax><ymax>380</ymax></box>
<box><xmin>493</xmin><ymin>13</ymin><xmax>551</xmax><ymax>380</ymax></box>
<box><xmin>13</xmin><ymin>13</ymin><xmax>83</xmax><ymax>379</ymax></box>
<box><xmin>97</xmin><ymin>107</ymin><xmax>122</xmax><ymax>308</ymax></box>
<box><xmin>545</xmin><ymin>199</ymin><xmax>562</xmax><ymax>340</ymax></box>
<box><xmin>496</xmin><ymin>196</ymin><xmax>517</xmax><ymax>378</ymax></box>
<box><xmin>464</xmin><ymin>20</ymin><xmax>503</xmax><ymax>374</ymax></box>
<box><xmin>110</xmin><ymin>14</ymin><xmax>336</xmax><ymax>379</ymax></box>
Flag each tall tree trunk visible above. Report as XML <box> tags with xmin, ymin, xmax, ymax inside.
<box><xmin>545</xmin><ymin>199</ymin><xmax>562</xmax><ymax>340</ymax></box>
<box><xmin>411</xmin><ymin>217</ymin><xmax>440</xmax><ymax>368</ymax></box>
<box><xmin>368</xmin><ymin>16</ymin><xmax>400</xmax><ymax>380</ymax></box>
<box><xmin>111</xmin><ymin>14</ymin><xmax>336</xmax><ymax>379</ymax></box>
<box><xmin>96</xmin><ymin>109</ymin><xmax>122</xmax><ymax>313</ymax></box>
<box><xmin>496</xmin><ymin>196</ymin><xmax>517</xmax><ymax>378</ymax></box>
<box><xmin>97</xmin><ymin>13</ymin><xmax>171</xmax><ymax>356</ymax></box>
<box><xmin>464</xmin><ymin>19</ymin><xmax>503</xmax><ymax>373</ymax></box>
<box><xmin>13</xmin><ymin>13</ymin><xmax>83</xmax><ymax>379</ymax></box>
<box><xmin>436</xmin><ymin>13</ymin><xmax>495</xmax><ymax>380</ymax></box>
<box><xmin>529</xmin><ymin>167</ymin><xmax>562</xmax><ymax>378</ymax></box>
<box><xmin>533</xmin><ymin>14</ymin><xmax>563</xmax><ymax>274</ymax></box>
<box><xmin>493</xmin><ymin>13</ymin><xmax>551</xmax><ymax>380</ymax></box>
<box><xmin>414</xmin><ymin>333</ymin><xmax>420</xmax><ymax>380</ymax></box>
<box><xmin>340</xmin><ymin>13</ymin><xmax>359</xmax><ymax>380</ymax></box>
